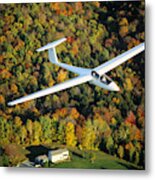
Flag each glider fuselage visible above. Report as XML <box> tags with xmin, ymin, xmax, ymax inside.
<box><xmin>90</xmin><ymin>70</ymin><xmax>120</xmax><ymax>91</ymax></box>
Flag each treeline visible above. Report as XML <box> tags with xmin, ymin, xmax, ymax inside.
<box><xmin>0</xmin><ymin>106</ymin><xmax>144</xmax><ymax>165</ymax></box>
<box><xmin>0</xmin><ymin>1</ymin><xmax>145</xmax><ymax>166</ymax></box>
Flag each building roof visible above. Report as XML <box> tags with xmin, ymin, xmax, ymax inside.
<box><xmin>49</xmin><ymin>148</ymin><xmax>69</xmax><ymax>156</ymax></box>
<box><xmin>35</xmin><ymin>155</ymin><xmax>48</xmax><ymax>161</ymax></box>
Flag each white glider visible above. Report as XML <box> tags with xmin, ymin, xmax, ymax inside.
<box><xmin>8</xmin><ymin>38</ymin><xmax>145</xmax><ymax>106</ymax></box>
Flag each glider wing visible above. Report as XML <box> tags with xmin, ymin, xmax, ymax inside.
<box><xmin>8</xmin><ymin>75</ymin><xmax>92</xmax><ymax>106</ymax></box>
<box><xmin>94</xmin><ymin>43</ymin><xmax>145</xmax><ymax>76</ymax></box>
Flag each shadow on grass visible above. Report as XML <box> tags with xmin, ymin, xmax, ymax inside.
<box><xmin>26</xmin><ymin>145</ymin><xmax>50</xmax><ymax>162</ymax></box>
<box><xmin>71</xmin><ymin>151</ymin><xmax>84</xmax><ymax>159</ymax></box>
<box><xmin>116</xmin><ymin>161</ymin><xmax>143</xmax><ymax>170</ymax></box>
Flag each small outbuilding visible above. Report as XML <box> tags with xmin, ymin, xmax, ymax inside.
<box><xmin>35</xmin><ymin>154</ymin><xmax>48</xmax><ymax>165</ymax></box>
<box><xmin>48</xmin><ymin>148</ymin><xmax>70</xmax><ymax>163</ymax></box>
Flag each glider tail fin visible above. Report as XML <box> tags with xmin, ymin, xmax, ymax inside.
<box><xmin>36</xmin><ymin>37</ymin><xmax>67</xmax><ymax>64</ymax></box>
<box><xmin>48</xmin><ymin>48</ymin><xmax>59</xmax><ymax>64</ymax></box>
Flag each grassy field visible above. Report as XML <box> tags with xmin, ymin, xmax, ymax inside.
<box><xmin>0</xmin><ymin>144</ymin><xmax>143</xmax><ymax>169</ymax></box>
<box><xmin>43</xmin><ymin>147</ymin><xmax>143</xmax><ymax>170</ymax></box>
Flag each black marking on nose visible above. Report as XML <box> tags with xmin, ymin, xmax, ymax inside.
<box><xmin>91</xmin><ymin>71</ymin><xmax>99</xmax><ymax>79</ymax></box>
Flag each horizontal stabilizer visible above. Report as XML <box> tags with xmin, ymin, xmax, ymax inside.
<box><xmin>36</xmin><ymin>37</ymin><xmax>67</xmax><ymax>52</ymax></box>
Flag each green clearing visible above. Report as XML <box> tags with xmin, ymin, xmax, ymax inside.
<box><xmin>45</xmin><ymin>148</ymin><xmax>143</xmax><ymax>170</ymax></box>
<box><xmin>0</xmin><ymin>144</ymin><xmax>143</xmax><ymax>169</ymax></box>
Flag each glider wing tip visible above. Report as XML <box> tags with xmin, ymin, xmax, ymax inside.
<box><xmin>36</xmin><ymin>48</ymin><xmax>41</xmax><ymax>52</ymax></box>
<box><xmin>63</xmin><ymin>37</ymin><xmax>67</xmax><ymax>41</ymax></box>
<box><xmin>7</xmin><ymin>101</ymin><xmax>15</xmax><ymax>106</ymax></box>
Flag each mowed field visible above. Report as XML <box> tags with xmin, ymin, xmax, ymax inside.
<box><xmin>43</xmin><ymin>147</ymin><xmax>143</xmax><ymax>170</ymax></box>
<box><xmin>0</xmin><ymin>143</ymin><xmax>143</xmax><ymax>169</ymax></box>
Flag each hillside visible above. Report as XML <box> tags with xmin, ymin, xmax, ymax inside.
<box><xmin>0</xmin><ymin>1</ymin><xmax>145</xmax><ymax>168</ymax></box>
<box><xmin>50</xmin><ymin>149</ymin><xmax>142</xmax><ymax>170</ymax></box>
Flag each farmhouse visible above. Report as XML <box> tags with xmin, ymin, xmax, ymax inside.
<box><xmin>48</xmin><ymin>148</ymin><xmax>70</xmax><ymax>163</ymax></box>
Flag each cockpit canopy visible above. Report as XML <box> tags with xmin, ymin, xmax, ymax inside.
<box><xmin>91</xmin><ymin>71</ymin><xmax>112</xmax><ymax>85</ymax></box>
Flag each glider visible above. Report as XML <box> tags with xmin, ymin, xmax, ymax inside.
<box><xmin>8</xmin><ymin>38</ymin><xmax>145</xmax><ymax>106</ymax></box>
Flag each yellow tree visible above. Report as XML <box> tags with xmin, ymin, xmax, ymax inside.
<box><xmin>20</xmin><ymin>126</ymin><xmax>27</xmax><ymax>145</ymax></box>
<box><xmin>81</xmin><ymin>120</ymin><xmax>96</xmax><ymax>150</ymax></box>
<box><xmin>14</xmin><ymin>116</ymin><xmax>22</xmax><ymax>127</ymax></box>
<box><xmin>117</xmin><ymin>145</ymin><xmax>124</xmax><ymax>159</ymax></box>
<box><xmin>119</xmin><ymin>18</ymin><xmax>129</xmax><ymax>37</ymax></box>
<box><xmin>10</xmin><ymin>83</ymin><xmax>18</xmax><ymax>94</ymax></box>
<box><xmin>13</xmin><ymin>116</ymin><xmax>22</xmax><ymax>144</ymax></box>
<box><xmin>124</xmin><ymin>78</ymin><xmax>133</xmax><ymax>91</ymax></box>
<box><xmin>57</xmin><ymin>69</ymin><xmax>68</xmax><ymax>83</ymax></box>
<box><xmin>65</xmin><ymin>122</ymin><xmax>77</xmax><ymax>147</ymax></box>
<box><xmin>33</xmin><ymin>121</ymin><xmax>42</xmax><ymax>145</ymax></box>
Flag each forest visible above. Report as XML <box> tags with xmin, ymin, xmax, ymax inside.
<box><xmin>0</xmin><ymin>1</ymin><xmax>145</xmax><ymax>168</ymax></box>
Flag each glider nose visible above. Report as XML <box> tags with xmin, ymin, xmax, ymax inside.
<box><xmin>113</xmin><ymin>82</ymin><xmax>120</xmax><ymax>91</ymax></box>
<box><xmin>110</xmin><ymin>81</ymin><xmax>120</xmax><ymax>91</ymax></box>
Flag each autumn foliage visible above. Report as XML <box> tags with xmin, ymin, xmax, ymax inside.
<box><xmin>0</xmin><ymin>1</ymin><xmax>144</xmax><ymax>167</ymax></box>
